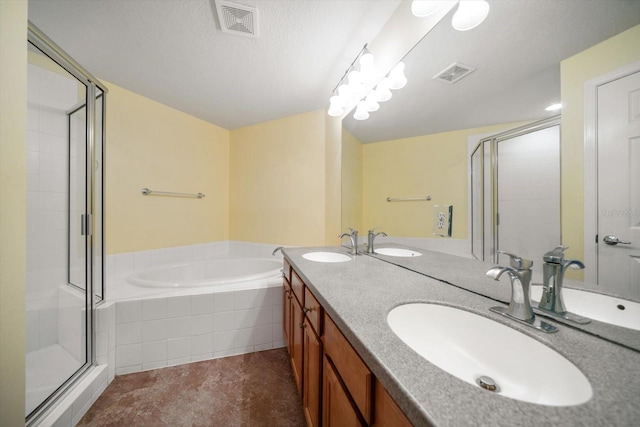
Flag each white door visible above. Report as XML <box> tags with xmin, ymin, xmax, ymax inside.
<box><xmin>597</xmin><ymin>71</ymin><xmax>640</xmax><ymax>297</ymax></box>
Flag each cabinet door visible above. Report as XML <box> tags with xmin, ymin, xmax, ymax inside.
<box><xmin>283</xmin><ymin>279</ymin><xmax>292</xmax><ymax>354</ymax></box>
<box><xmin>372</xmin><ymin>379</ymin><xmax>414</xmax><ymax>427</ymax></box>
<box><xmin>303</xmin><ymin>323</ymin><xmax>322</xmax><ymax>427</ymax></box>
<box><xmin>323</xmin><ymin>356</ymin><xmax>364</xmax><ymax>427</ymax></box>
<box><xmin>291</xmin><ymin>296</ymin><xmax>304</xmax><ymax>395</ymax></box>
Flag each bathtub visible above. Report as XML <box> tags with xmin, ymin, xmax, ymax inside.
<box><xmin>127</xmin><ymin>258</ymin><xmax>283</xmax><ymax>289</ymax></box>
<box><xmin>101</xmin><ymin>243</ymin><xmax>287</xmax><ymax>376</ymax></box>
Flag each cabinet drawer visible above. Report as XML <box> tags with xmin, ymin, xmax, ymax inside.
<box><xmin>304</xmin><ymin>287</ymin><xmax>323</xmax><ymax>335</ymax></box>
<box><xmin>323</xmin><ymin>314</ymin><xmax>373</xmax><ymax>424</ymax></box>
<box><xmin>291</xmin><ymin>269</ymin><xmax>305</xmax><ymax>305</ymax></box>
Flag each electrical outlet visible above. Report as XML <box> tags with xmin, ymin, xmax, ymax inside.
<box><xmin>432</xmin><ymin>205</ymin><xmax>453</xmax><ymax>237</ymax></box>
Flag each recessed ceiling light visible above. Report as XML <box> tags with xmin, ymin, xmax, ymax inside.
<box><xmin>545</xmin><ymin>103</ymin><xmax>562</xmax><ymax>112</ymax></box>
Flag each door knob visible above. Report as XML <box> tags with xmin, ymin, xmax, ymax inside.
<box><xmin>603</xmin><ymin>235</ymin><xmax>632</xmax><ymax>246</ymax></box>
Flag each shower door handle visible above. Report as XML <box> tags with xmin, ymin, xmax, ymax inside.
<box><xmin>81</xmin><ymin>214</ymin><xmax>92</xmax><ymax>236</ymax></box>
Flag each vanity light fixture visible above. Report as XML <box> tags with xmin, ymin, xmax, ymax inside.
<box><xmin>411</xmin><ymin>0</ymin><xmax>490</xmax><ymax>32</ymax></box>
<box><xmin>545</xmin><ymin>103</ymin><xmax>562</xmax><ymax>112</ymax></box>
<box><xmin>327</xmin><ymin>44</ymin><xmax>408</xmax><ymax>120</ymax></box>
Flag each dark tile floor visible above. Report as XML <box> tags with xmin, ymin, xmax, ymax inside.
<box><xmin>77</xmin><ymin>348</ymin><xmax>305</xmax><ymax>426</ymax></box>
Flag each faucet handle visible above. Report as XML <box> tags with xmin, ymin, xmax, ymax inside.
<box><xmin>498</xmin><ymin>251</ymin><xmax>533</xmax><ymax>270</ymax></box>
<box><xmin>368</xmin><ymin>227</ymin><xmax>381</xmax><ymax>234</ymax></box>
<box><xmin>543</xmin><ymin>246</ymin><xmax>569</xmax><ymax>263</ymax></box>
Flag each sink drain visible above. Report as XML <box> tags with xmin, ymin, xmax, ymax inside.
<box><xmin>476</xmin><ymin>376</ymin><xmax>500</xmax><ymax>392</ymax></box>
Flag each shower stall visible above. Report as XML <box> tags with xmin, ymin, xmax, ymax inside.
<box><xmin>26</xmin><ymin>23</ymin><xmax>105</xmax><ymax>424</ymax></box>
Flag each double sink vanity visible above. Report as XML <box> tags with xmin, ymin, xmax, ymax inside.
<box><xmin>281</xmin><ymin>242</ymin><xmax>640</xmax><ymax>426</ymax></box>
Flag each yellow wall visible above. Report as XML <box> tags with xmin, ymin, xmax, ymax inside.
<box><xmin>324</xmin><ymin>115</ymin><xmax>343</xmax><ymax>245</ymax></box>
<box><xmin>561</xmin><ymin>24</ymin><xmax>640</xmax><ymax>277</ymax></box>
<box><xmin>105</xmin><ymin>83</ymin><xmax>230</xmax><ymax>254</ymax></box>
<box><xmin>341</xmin><ymin>127</ymin><xmax>363</xmax><ymax>233</ymax></box>
<box><xmin>361</xmin><ymin>122</ymin><xmax>526</xmax><ymax>239</ymax></box>
<box><xmin>229</xmin><ymin>110</ymin><xmax>330</xmax><ymax>246</ymax></box>
<box><xmin>0</xmin><ymin>0</ymin><xmax>27</xmax><ymax>423</ymax></box>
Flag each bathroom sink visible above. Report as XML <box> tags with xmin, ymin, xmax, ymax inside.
<box><xmin>531</xmin><ymin>285</ymin><xmax>640</xmax><ymax>331</ymax></box>
<box><xmin>302</xmin><ymin>252</ymin><xmax>351</xmax><ymax>263</ymax></box>
<box><xmin>387</xmin><ymin>303</ymin><xmax>592</xmax><ymax>406</ymax></box>
<box><xmin>374</xmin><ymin>248</ymin><xmax>422</xmax><ymax>257</ymax></box>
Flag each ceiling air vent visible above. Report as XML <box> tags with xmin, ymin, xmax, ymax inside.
<box><xmin>433</xmin><ymin>63</ymin><xmax>476</xmax><ymax>84</ymax></box>
<box><xmin>215</xmin><ymin>1</ymin><xmax>258</xmax><ymax>38</ymax></box>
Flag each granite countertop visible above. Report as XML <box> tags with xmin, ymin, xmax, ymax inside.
<box><xmin>282</xmin><ymin>246</ymin><xmax>640</xmax><ymax>426</ymax></box>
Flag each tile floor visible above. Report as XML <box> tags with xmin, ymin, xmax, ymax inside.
<box><xmin>77</xmin><ymin>348</ymin><xmax>305</xmax><ymax>426</ymax></box>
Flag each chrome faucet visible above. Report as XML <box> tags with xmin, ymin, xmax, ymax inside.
<box><xmin>366</xmin><ymin>228</ymin><xmax>387</xmax><ymax>254</ymax></box>
<box><xmin>339</xmin><ymin>228</ymin><xmax>359</xmax><ymax>255</ymax></box>
<box><xmin>536</xmin><ymin>246</ymin><xmax>590</xmax><ymax>324</ymax></box>
<box><xmin>486</xmin><ymin>251</ymin><xmax>558</xmax><ymax>333</ymax></box>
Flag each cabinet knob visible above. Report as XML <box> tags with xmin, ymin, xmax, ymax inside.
<box><xmin>299</xmin><ymin>322</ymin><xmax>306</xmax><ymax>329</ymax></box>
<box><xmin>303</xmin><ymin>307</ymin><xmax>313</xmax><ymax>313</ymax></box>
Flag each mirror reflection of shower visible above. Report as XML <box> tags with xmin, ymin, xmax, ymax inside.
<box><xmin>26</xmin><ymin>26</ymin><xmax>105</xmax><ymax>423</ymax></box>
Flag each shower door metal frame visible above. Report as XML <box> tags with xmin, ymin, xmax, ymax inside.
<box><xmin>26</xmin><ymin>22</ymin><xmax>108</xmax><ymax>426</ymax></box>
<box><xmin>470</xmin><ymin>115</ymin><xmax>561</xmax><ymax>264</ymax></box>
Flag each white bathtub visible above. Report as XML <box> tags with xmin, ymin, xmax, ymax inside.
<box><xmin>101</xmin><ymin>243</ymin><xmax>288</xmax><ymax>377</ymax></box>
<box><xmin>127</xmin><ymin>258</ymin><xmax>283</xmax><ymax>289</ymax></box>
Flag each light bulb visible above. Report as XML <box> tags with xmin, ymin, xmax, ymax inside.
<box><xmin>375</xmin><ymin>78</ymin><xmax>392</xmax><ymax>102</ymax></box>
<box><xmin>388</xmin><ymin>62</ymin><xmax>407</xmax><ymax>90</ymax></box>
<box><xmin>353</xmin><ymin>101</ymin><xmax>370</xmax><ymax>120</ymax></box>
<box><xmin>337</xmin><ymin>84</ymin><xmax>353</xmax><ymax>107</ymax></box>
<box><xmin>365</xmin><ymin>92</ymin><xmax>380</xmax><ymax>112</ymax></box>
<box><xmin>327</xmin><ymin>96</ymin><xmax>344</xmax><ymax>117</ymax></box>
<box><xmin>348</xmin><ymin>70</ymin><xmax>363</xmax><ymax>85</ymax></box>
<box><xmin>359</xmin><ymin>53</ymin><xmax>377</xmax><ymax>85</ymax></box>
<box><xmin>452</xmin><ymin>0</ymin><xmax>490</xmax><ymax>31</ymax></box>
<box><xmin>350</xmin><ymin>82</ymin><xmax>367</xmax><ymax>103</ymax></box>
<box><xmin>411</xmin><ymin>0</ymin><xmax>449</xmax><ymax>17</ymax></box>
<box><xmin>359</xmin><ymin>53</ymin><xmax>375</xmax><ymax>74</ymax></box>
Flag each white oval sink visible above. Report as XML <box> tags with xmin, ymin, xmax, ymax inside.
<box><xmin>302</xmin><ymin>252</ymin><xmax>351</xmax><ymax>263</ymax></box>
<box><xmin>531</xmin><ymin>285</ymin><xmax>640</xmax><ymax>331</ymax></box>
<box><xmin>387</xmin><ymin>304</ymin><xmax>592</xmax><ymax>406</ymax></box>
<box><xmin>375</xmin><ymin>248</ymin><xmax>422</xmax><ymax>257</ymax></box>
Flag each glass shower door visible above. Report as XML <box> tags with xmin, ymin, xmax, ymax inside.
<box><xmin>25</xmin><ymin>34</ymin><xmax>105</xmax><ymax>422</ymax></box>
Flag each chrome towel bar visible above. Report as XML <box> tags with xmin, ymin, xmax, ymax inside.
<box><xmin>141</xmin><ymin>188</ymin><xmax>205</xmax><ymax>199</ymax></box>
<box><xmin>386</xmin><ymin>195</ymin><xmax>432</xmax><ymax>202</ymax></box>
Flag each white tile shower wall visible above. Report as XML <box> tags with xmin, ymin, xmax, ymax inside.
<box><xmin>26</xmin><ymin>62</ymin><xmax>80</xmax><ymax>353</ymax></box>
<box><xmin>57</xmin><ymin>286</ymin><xmax>86</xmax><ymax>362</ymax></box>
<box><xmin>113</xmin><ymin>286</ymin><xmax>284</xmax><ymax>375</ymax></box>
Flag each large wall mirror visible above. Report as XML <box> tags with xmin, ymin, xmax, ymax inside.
<box><xmin>340</xmin><ymin>1</ymin><xmax>640</xmax><ymax>348</ymax></box>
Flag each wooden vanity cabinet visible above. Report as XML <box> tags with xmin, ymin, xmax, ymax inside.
<box><xmin>283</xmin><ymin>260</ymin><xmax>412</xmax><ymax>427</ymax></box>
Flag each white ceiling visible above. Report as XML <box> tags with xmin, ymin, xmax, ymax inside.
<box><xmin>28</xmin><ymin>0</ymin><xmax>640</xmax><ymax>143</ymax></box>
<box><xmin>27</xmin><ymin>0</ymin><xmax>399</xmax><ymax>130</ymax></box>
